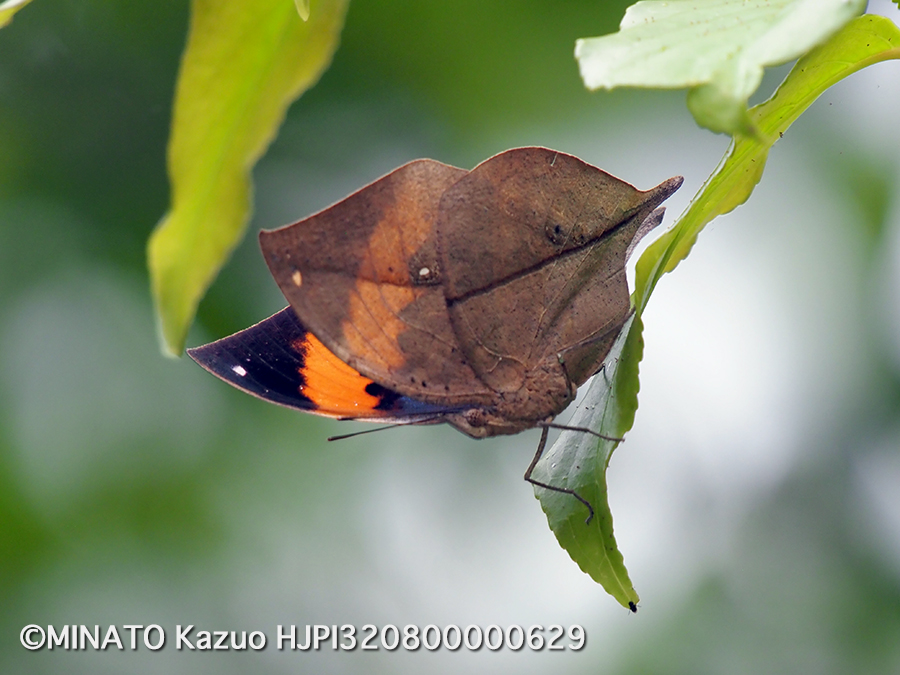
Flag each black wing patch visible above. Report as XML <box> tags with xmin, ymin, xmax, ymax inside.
<box><xmin>187</xmin><ymin>307</ymin><xmax>452</xmax><ymax>421</ymax></box>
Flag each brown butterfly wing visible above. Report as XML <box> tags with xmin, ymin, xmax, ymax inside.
<box><xmin>259</xmin><ymin>159</ymin><xmax>494</xmax><ymax>406</ymax></box>
<box><xmin>437</xmin><ymin>147</ymin><xmax>682</xmax><ymax>393</ymax></box>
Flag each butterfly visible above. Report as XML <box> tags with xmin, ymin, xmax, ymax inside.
<box><xmin>188</xmin><ymin>147</ymin><xmax>682</xmax><ymax>519</ymax></box>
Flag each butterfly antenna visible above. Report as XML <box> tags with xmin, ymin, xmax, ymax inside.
<box><xmin>328</xmin><ymin>425</ymin><xmax>402</xmax><ymax>442</ymax></box>
<box><xmin>524</xmin><ymin>427</ymin><xmax>596</xmax><ymax>525</ymax></box>
<box><xmin>327</xmin><ymin>415</ymin><xmax>445</xmax><ymax>442</ymax></box>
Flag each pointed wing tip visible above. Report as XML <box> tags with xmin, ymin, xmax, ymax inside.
<box><xmin>656</xmin><ymin>175</ymin><xmax>684</xmax><ymax>199</ymax></box>
<box><xmin>185</xmin><ymin>339</ymin><xmax>219</xmax><ymax>368</ymax></box>
<box><xmin>185</xmin><ymin>344</ymin><xmax>203</xmax><ymax>364</ymax></box>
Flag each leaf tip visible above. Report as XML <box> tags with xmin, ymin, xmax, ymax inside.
<box><xmin>151</xmin><ymin>284</ymin><xmax>190</xmax><ymax>359</ymax></box>
<box><xmin>0</xmin><ymin>0</ymin><xmax>34</xmax><ymax>28</ymax></box>
<box><xmin>147</xmin><ymin>214</ymin><xmax>193</xmax><ymax>358</ymax></box>
<box><xmin>294</xmin><ymin>0</ymin><xmax>310</xmax><ymax>21</ymax></box>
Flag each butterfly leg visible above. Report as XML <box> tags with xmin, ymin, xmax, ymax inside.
<box><xmin>554</xmin><ymin>355</ymin><xmax>623</xmax><ymax>443</ymax></box>
<box><xmin>523</xmin><ymin>427</ymin><xmax>595</xmax><ymax>524</ymax></box>
<box><xmin>596</xmin><ymin>360</ymin><xmax>610</xmax><ymax>385</ymax></box>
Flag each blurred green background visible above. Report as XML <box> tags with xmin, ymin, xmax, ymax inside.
<box><xmin>2</xmin><ymin>0</ymin><xmax>900</xmax><ymax>672</ymax></box>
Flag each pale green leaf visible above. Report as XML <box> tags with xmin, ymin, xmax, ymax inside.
<box><xmin>576</xmin><ymin>0</ymin><xmax>867</xmax><ymax>135</ymax></box>
<box><xmin>294</xmin><ymin>0</ymin><xmax>310</xmax><ymax>21</ymax></box>
<box><xmin>0</xmin><ymin>0</ymin><xmax>34</xmax><ymax>28</ymax></box>
<box><xmin>148</xmin><ymin>0</ymin><xmax>348</xmax><ymax>356</ymax></box>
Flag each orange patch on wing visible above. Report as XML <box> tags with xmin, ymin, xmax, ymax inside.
<box><xmin>341</xmin><ymin>279</ymin><xmax>417</xmax><ymax>370</ymax></box>
<box><xmin>337</xmin><ymin>178</ymin><xmax>437</xmax><ymax>370</ymax></box>
<box><xmin>293</xmin><ymin>333</ymin><xmax>381</xmax><ymax>416</ymax></box>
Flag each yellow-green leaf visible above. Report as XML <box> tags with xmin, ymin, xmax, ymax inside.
<box><xmin>0</xmin><ymin>0</ymin><xmax>34</xmax><ymax>28</ymax></box>
<box><xmin>148</xmin><ymin>0</ymin><xmax>348</xmax><ymax>356</ymax></box>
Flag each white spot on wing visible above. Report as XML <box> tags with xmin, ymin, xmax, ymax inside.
<box><xmin>232</xmin><ymin>365</ymin><xmax>248</xmax><ymax>377</ymax></box>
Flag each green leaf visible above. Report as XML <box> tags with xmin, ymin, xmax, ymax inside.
<box><xmin>533</xmin><ymin>315</ymin><xmax>642</xmax><ymax>611</ymax></box>
<box><xmin>636</xmin><ymin>14</ymin><xmax>900</xmax><ymax>309</ymax></box>
<box><xmin>575</xmin><ymin>0</ymin><xmax>867</xmax><ymax>135</ymax></box>
<box><xmin>148</xmin><ymin>0</ymin><xmax>348</xmax><ymax>356</ymax></box>
<box><xmin>0</xmin><ymin>0</ymin><xmax>34</xmax><ymax>28</ymax></box>
<box><xmin>544</xmin><ymin>14</ymin><xmax>900</xmax><ymax>605</ymax></box>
